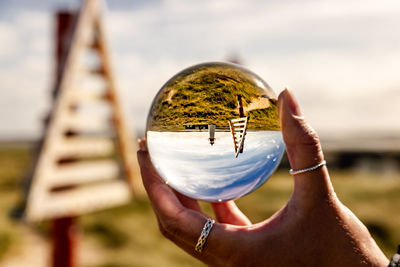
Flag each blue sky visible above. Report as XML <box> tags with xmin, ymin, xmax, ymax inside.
<box><xmin>1</xmin><ymin>0</ymin><xmax>400</xmax><ymax>139</ymax></box>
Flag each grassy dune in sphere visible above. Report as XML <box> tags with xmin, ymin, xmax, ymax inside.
<box><xmin>148</xmin><ymin>64</ymin><xmax>280</xmax><ymax>131</ymax></box>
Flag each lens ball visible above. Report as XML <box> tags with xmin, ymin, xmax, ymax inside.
<box><xmin>146</xmin><ymin>62</ymin><xmax>284</xmax><ymax>202</ymax></box>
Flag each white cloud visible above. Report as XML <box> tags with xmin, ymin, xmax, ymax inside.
<box><xmin>0</xmin><ymin>23</ymin><xmax>20</xmax><ymax>58</ymax></box>
<box><xmin>0</xmin><ymin>10</ymin><xmax>51</xmax><ymax>138</ymax></box>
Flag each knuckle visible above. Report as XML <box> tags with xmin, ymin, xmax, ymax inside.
<box><xmin>285</xmin><ymin>116</ymin><xmax>324</xmax><ymax>163</ymax></box>
<box><xmin>295</xmin><ymin>118</ymin><xmax>322</xmax><ymax>153</ymax></box>
<box><xmin>158</xmin><ymin>221</ymin><xmax>170</xmax><ymax>238</ymax></box>
<box><xmin>158</xmin><ymin>210</ymin><xmax>185</xmax><ymax>239</ymax></box>
<box><xmin>158</xmin><ymin>218</ymin><xmax>179</xmax><ymax>240</ymax></box>
<box><xmin>297</xmin><ymin>117</ymin><xmax>320</xmax><ymax>146</ymax></box>
<box><xmin>284</xmin><ymin>116</ymin><xmax>321</xmax><ymax>147</ymax></box>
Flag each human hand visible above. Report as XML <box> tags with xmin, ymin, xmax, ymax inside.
<box><xmin>137</xmin><ymin>89</ymin><xmax>389</xmax><ymax>267</ymax></box>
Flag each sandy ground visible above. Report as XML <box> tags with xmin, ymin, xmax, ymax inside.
<box><xmin>244</xmin><ymin>97</ymin><xmax>270</xmax><ymax>112</ymax></box>
<box><xmin>165</xmin><ymin>89</ymin><xmax>176</xmax><ymax>104</ymax></box>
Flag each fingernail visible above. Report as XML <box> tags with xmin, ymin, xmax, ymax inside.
<box><xmin>138</xmin><ymin>138</ymin><xmax>147</xmax><ymax>151</ymax></box>
<box><xmin>284</xmin><ymin>88</ymin><xmax>302</xmax><ymax>116</ymax></box>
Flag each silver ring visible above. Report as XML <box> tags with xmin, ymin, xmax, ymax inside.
<box><xmin>195</xmin><ymin>218</ymin><xmax>215</xmax><ymax>253</ymax></box>
<box><xmin>289</xmin><ymin>160</ymin><xmax>327</xmax><ymax>175</ymax></box>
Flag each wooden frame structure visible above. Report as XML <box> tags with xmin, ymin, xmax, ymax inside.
<box><xmin>24</xmin><ymin>0</ymin><xmax>143</xmax><ymax>223</ymax></box>
<box><xmin>229</xmin><ymin>117</ymin><xmax>249</xmax><ymax>158</ymax></box>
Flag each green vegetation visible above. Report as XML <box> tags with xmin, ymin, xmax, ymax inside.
<box><xmin>0</xmin><ymin>145</ymin><xmax>32</xmax><ymax>259</ymax></box>
<box><xmin>1</xmin><ymin>145</ymin><xmax>400</xmax><ymax>266</ymax></box>
<box><xmin>148</xmin><ymin>63</ymin><xmax>280</xmax><ymax>131</ymax></box>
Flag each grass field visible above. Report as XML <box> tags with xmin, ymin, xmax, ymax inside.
<box><xmin>0</xmin><ymin>144</ymin><xmax>399</xmax><ymax>266</ymax></box>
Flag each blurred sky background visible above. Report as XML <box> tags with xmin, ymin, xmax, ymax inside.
<box><xmin>0</xmin><ymin>0</ymin><xmax>399</xmax><ymax>140</ymax></box>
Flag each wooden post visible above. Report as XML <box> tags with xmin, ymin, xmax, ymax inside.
<box><xmin>237</xmin><ymin>94</ymin><xmax>245</xmax><ymax>118</ymax></box>
<box><xmin>53</xmin><ymin>11</ymin><xmax>77</xmax><ymax>99</ymax></box>
<box><xmin>52</xmin><ymin>217</ymin><xmax>78</xmax><ymax>267</ymax></box>
<box><xmin>236</xmin><ymin>94</ymin><xmax>245</xmax><ymax>153</ymax></box>
<box><xmin>52</xmin><ymin>11</ymin><xmax>78</xmax><ymax>267</ymax></box>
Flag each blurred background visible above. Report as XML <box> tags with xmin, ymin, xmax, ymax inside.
<box><xmin>0</xmin><ymin>0</ymin><xmax>399</xmax><ymax>266</ymax></box>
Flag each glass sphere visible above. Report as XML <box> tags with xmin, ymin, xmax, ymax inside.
<box><xmin>146</xmin><ymin>62</ymin><xmax>284</xmax><ymax>202</ymax></box>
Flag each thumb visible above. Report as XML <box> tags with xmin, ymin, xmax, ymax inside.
<box><xmin>278</xmin><ymin>89</ymin><xmax>333</xmax><ymax>204</ymax></box>
<box><xmin>278</xmin><ymin>89</ymin><xmax>323</xmax><ymax>170</ymax></box>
